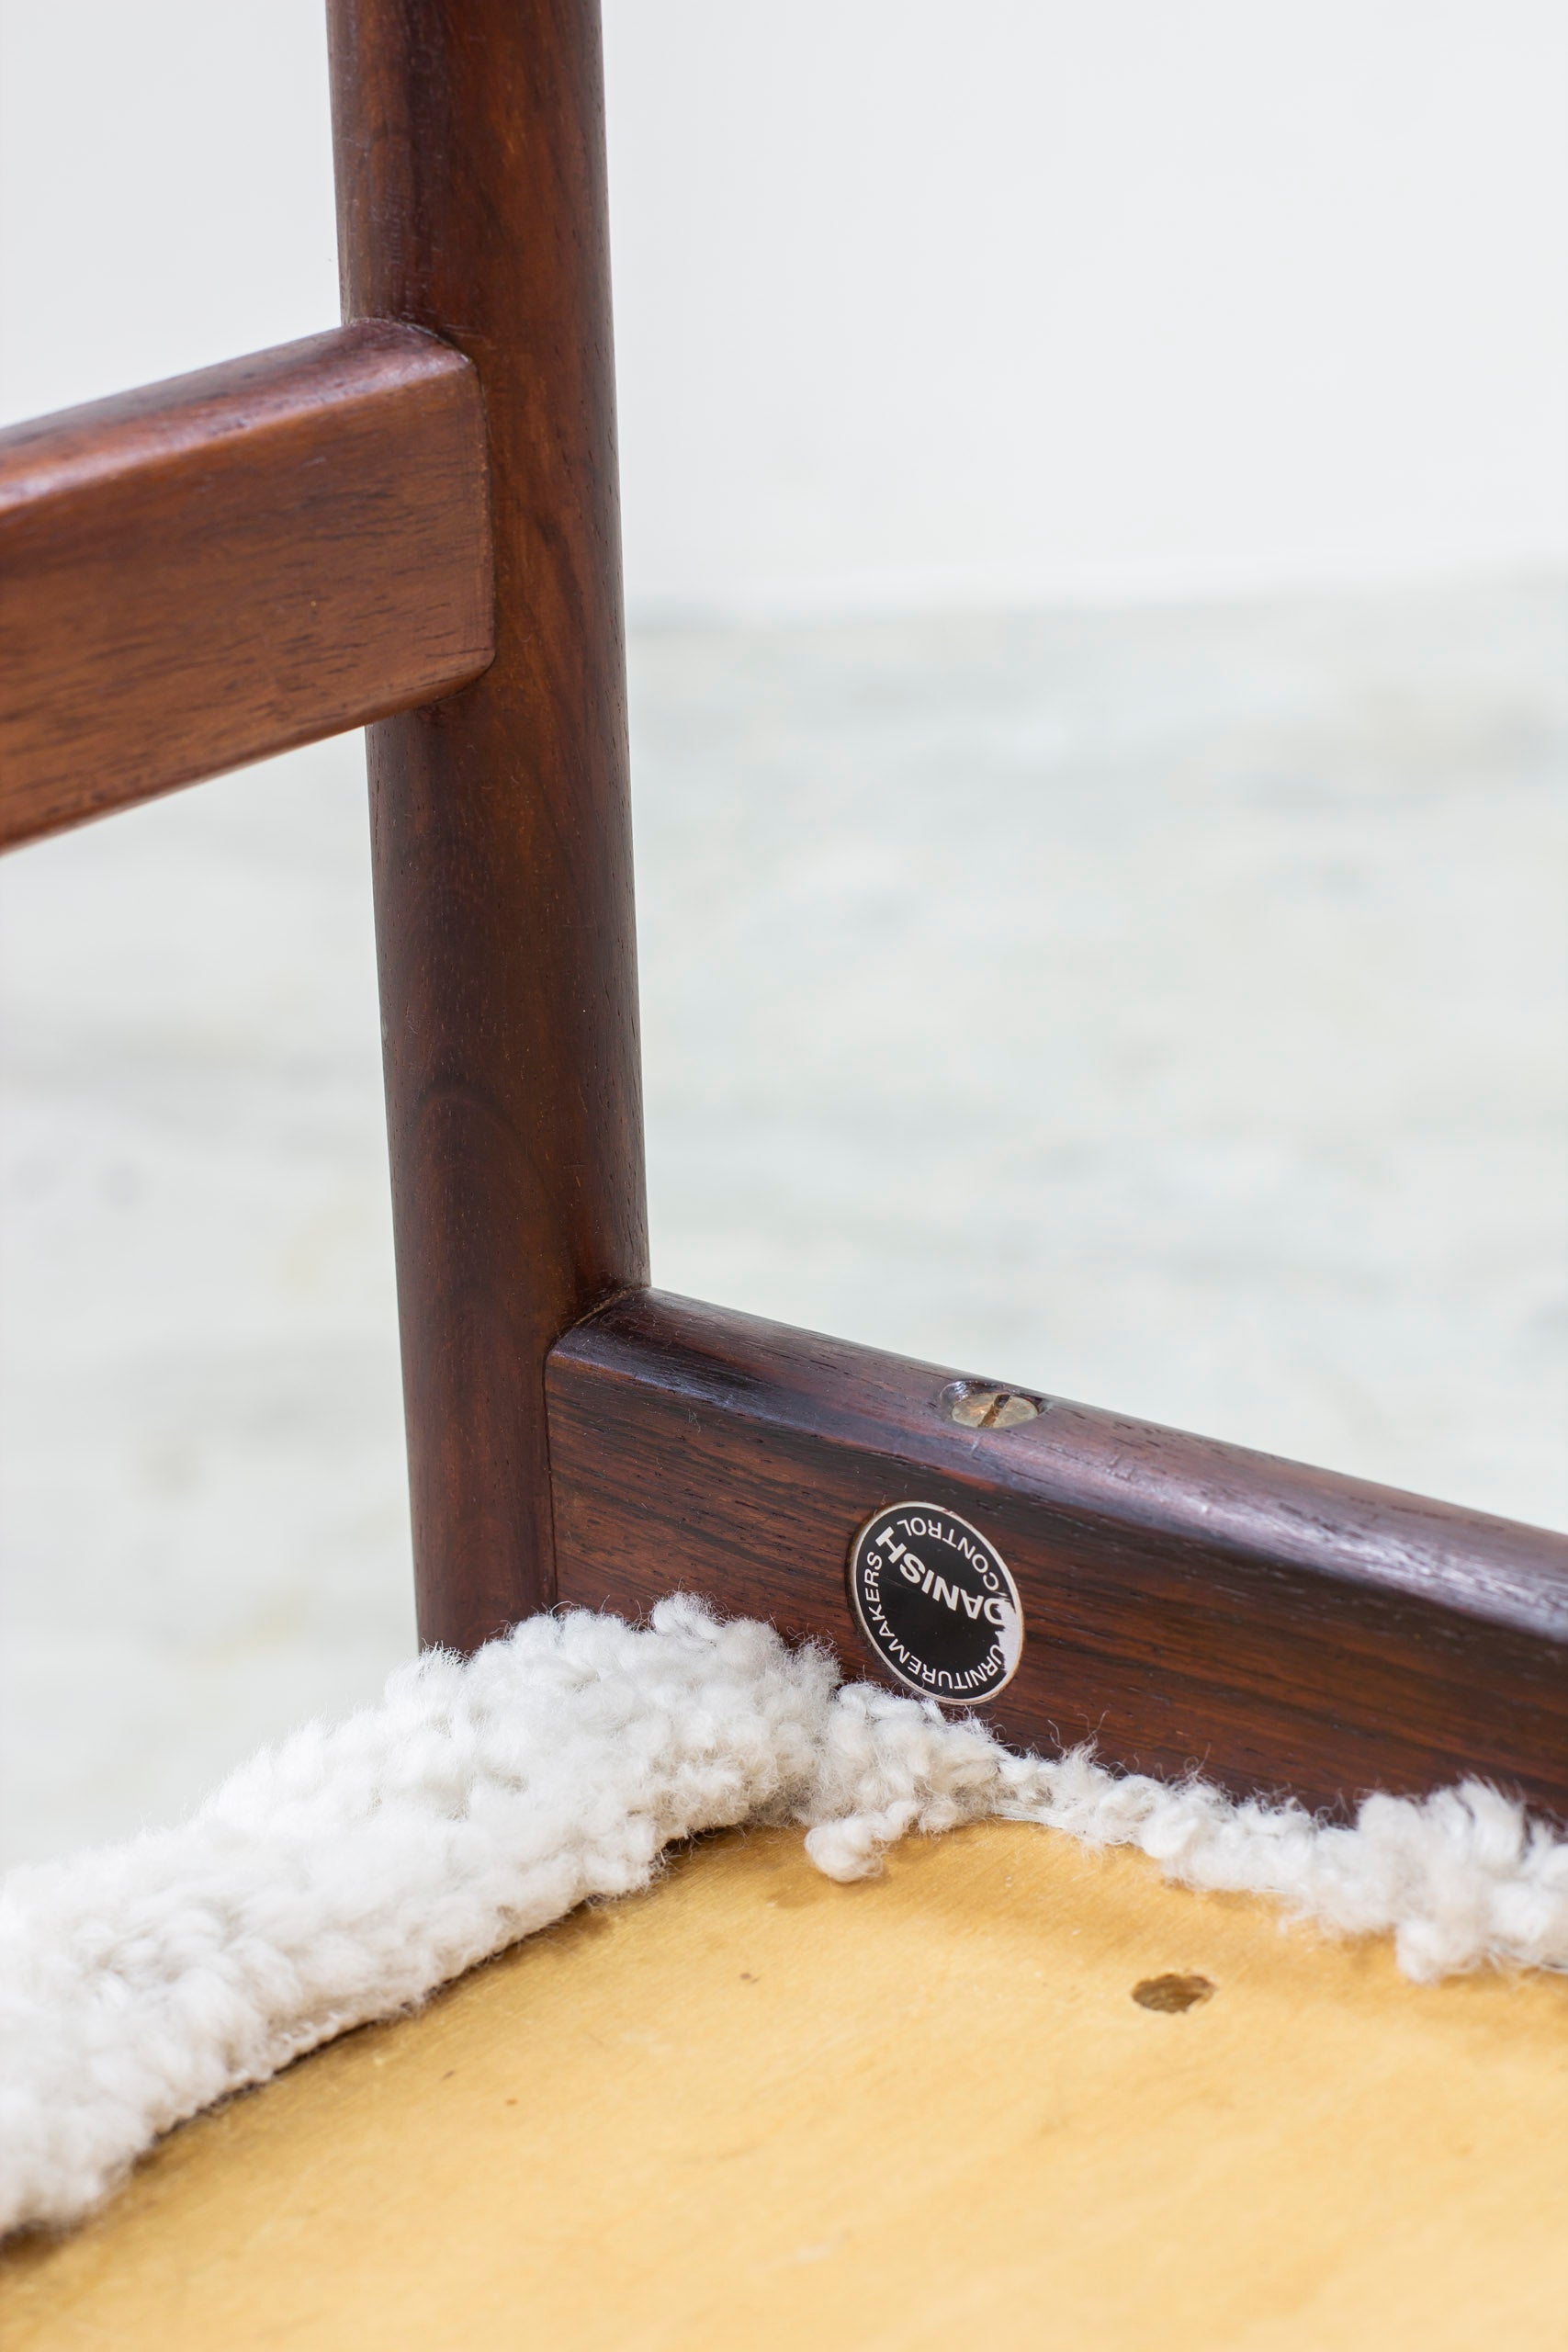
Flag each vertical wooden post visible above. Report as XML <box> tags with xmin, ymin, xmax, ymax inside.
<box><xmin>327</xmin><ymin>0</ymin><xmax>648</xmax><ymax>1650</ymax></box>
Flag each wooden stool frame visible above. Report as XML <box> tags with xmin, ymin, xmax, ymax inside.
<box><xmin>3</xmin><ymin>0</ymin><xmax>1564</xmax><ymax>1815</ymax></box>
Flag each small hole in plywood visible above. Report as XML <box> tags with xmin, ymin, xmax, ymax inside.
<box><xmin>1132</xmin><ymin>1973</ymin><xmax>1215</xmax><ymax>2014</ymax></box>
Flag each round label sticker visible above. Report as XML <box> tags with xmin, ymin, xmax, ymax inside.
<box><xmin>847</xmin><ymin>1501</ymin><xmax>1023</xmax><ymax>1705</ymax></box>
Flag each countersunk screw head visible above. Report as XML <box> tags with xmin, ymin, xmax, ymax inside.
<box><xmin>941</xmin><ymin>1379</ymin><xmax>1044</xmax><ymax>1430</ymax></box>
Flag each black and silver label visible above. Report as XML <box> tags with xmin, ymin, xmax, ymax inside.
<box><xmin>847</xmin><ymin>1501</ymin><xmax>1023</xmax><ymax>1705</ymax></box>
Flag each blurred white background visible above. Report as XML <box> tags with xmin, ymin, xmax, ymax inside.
<box><xmin>5</xmin><ymin>2</ymin><xmax>1566</xmax><ymax>594</ymax></box>
<box><xmin>2</xmin><ymin>2</ymin><xmax>1565</xmax><ymax>1863</ymax></box>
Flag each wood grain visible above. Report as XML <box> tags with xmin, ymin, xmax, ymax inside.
<box><xmin>547</xmin><ymin>1290</ymin><xmax>1568</xmax><ymax>1814</ymax></box>
<box><xmin>329</xmin><ymin>0</ymin><xmax>648</xmax><ymax>1651</ymax></box>
<box><xmin>0</xmin><ymin>324</ymin><xmax>492</xmax><ymax>849</ymax></box>
<box><xmin>6</xmin><ymin>1822</ymin><xmax>1565</xmax><ymax>2348</ymax></box>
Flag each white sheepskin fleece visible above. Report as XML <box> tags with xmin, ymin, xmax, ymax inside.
<box><xmin>5</xmin><ymin>1597</ymin><xmax>1567</xmax><ymax>2239</ymax></box>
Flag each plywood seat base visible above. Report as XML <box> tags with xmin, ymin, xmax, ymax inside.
<box><xmin>5</xmin><ymin>1820</ymin><xmax>1566</xmax><ymax>2350</ymax></box>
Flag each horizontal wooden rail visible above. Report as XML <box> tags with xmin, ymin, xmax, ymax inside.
<box><xmin>0</xmin><ymin>323</ymin><xmax>492</xmax><ymax>848</ymax></box>
<box><xmin>547</xmin><ymin>1289</ymin><xmax>1568</xmax><ymax>1816</ymax></box>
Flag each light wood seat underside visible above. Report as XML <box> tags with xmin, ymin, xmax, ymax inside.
<box><xmin>5</xmin><ymin>1819</ymin><xmax>1565</xmax><ymax>2350</ymax></box>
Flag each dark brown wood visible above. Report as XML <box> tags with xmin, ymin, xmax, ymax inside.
<box><xmin>329</xmin><ymin>0</ymin><xmax>649</xmax><ymax>1649</ymax></box>
<box><xmin>547</xmin><ymin>1290</ymin><xmax>1568</xmax><ymax>1815</ymax></box>
<box><xmin>0</xmin><ymin>325</ymin><xmax>492</xmax><ymax>850</ymax></box>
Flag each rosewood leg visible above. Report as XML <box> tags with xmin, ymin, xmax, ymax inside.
<box><xmin>327</xmin><ymin>0</ymin><xmax>648</xmax><ymax>1649</ymax></box>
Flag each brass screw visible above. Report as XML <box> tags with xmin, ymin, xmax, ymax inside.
<box><xmin>942</xmin><ymin>1380</ymin><xmax>1044</xmax><ymax>1431</ymax></box>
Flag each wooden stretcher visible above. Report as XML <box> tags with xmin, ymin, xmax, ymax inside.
<box><xmin>2</xmin><ymin>5</ymin><xmax>1564</xmax><ymax>2338</ymax></box>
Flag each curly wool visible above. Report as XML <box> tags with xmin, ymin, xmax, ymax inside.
<box><xmin>4</xmin><ymin>1597</ymin><xmax>1566</xmax><ymax>2239</ymax></box>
